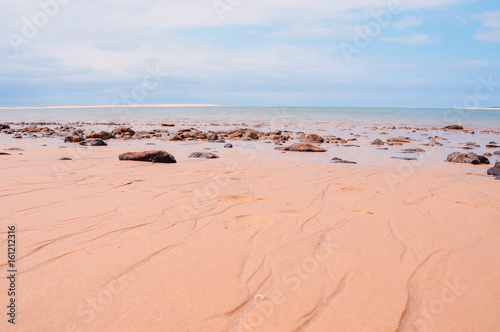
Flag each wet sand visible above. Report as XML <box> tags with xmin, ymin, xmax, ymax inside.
<box><xmin>0</xmin><ymin>125</ymin><xmax>499</xmax><ymax>332</ymax></box>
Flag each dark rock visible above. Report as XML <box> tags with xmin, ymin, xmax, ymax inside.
<box><xmin>0</xmin><ymin>152</ymin><xmax>11</xmax><ymax>155</ymax></box>
<box><xmin>13</xmin><ymin>134</ymin><xmax>22</xmax><ymax>139</ymax></box>
<box><xmin>0</xmin><ymin>124</ymin><xmax>11</xmax><ymax>130</ymax></box>
<box><xmin>331</xmin><ymin>157</ymin><xmax>357</xmax><ymax>164</ymax></box>
<box><xmin>493</xmin><ymin>151</ymin><xmax>500</xmax><ymax>156</ymax></box>
<box><xmin>377</xmin><ymin>148</ymin><xmax>389</xmax><ymax>150</ymax></box>
<box><xmin>188</xmin><ymin>152</ymin><xmax>220</xmax><ymax>159</ymax></box>
<box><xmin>119</xmin><ymin>150</ymin><xmax>176</xmax><ymax>163</ymax></box>
<box><xmin>58</xmin><ymin>157</ymin><xmax>72</xmax><ymax>161</ymax></box>
<box><xmin>487</xmin><ymin>162</ymin><xmax>500</xmax><ymax>176</ymax></box>
<box><xmin>65</xmin><ymin>135</ymin><xmax>84</xmax><ymax>143</ymax></box>
<box><xmin>5</xmin><ymin>148</ymin><xmax>23</xmax><ymax>151</ymax></box>
<box><xmin>216</xmin><ymin>139</ymin><xmax>226</xmax><ymax>143</ymax></box>
<box><xmin>443</xmin><ymin>125</ymin><xmax>464</xmax><ymax>130</ymax></box>
<box><xmin>279</xmin><ymin>143</ymin><xmax>327</xmax><ymax>152</ymax></box>
<box><xmin>371</xmin><ymin>139</ymin><xmax>384</xmax><ymax>146</ymax></box>
<box><xmin>446</xmin><ymin>152</ymin><xmax>490</xmax><ymax>165</ymax></box>
<box><xmin>224</xmin><ymin>143</ymin><xmax>233</xmax><ymax>148</ymax></box>
<box><xmin>342</xmin><ymin>144</ymin><xmax>360</xmax><ymax>147</ymax></box>
<box><xmin>401</xmin><ymin>148</ymin><xmax>426</xmax><ymax>154</ymax></box>
<box><xmin>486</xmin><ymin>143</ymin><xmax>500</xmax><ymax>148</ymax></box>
<box><xmin>483</xmin><ymin>153</ymin><xmax>493</xmax><ymax>157</ymax></box>
<box><xmin>89</xmin><ymin>139</ymin><xmax>107</xmax><ymax>146</ymax></box>
<box><xmin>112</xmin><ymin>126</ymin><xmax>135</xmax><ymax>136</ymax></box>
<box><xmin>391</xmin><ymin>157</ymin><xmax>417</xmax><ymax>161</ymax></box>
<box><xmin>161</xmin><ymin>124</ymin><xmax>175</xmax><ymax>127</ymax></box>
<box><xmin>496</xmin><ymin>176</ymin><xmax>500</xmax><ymax>180</ymax></box>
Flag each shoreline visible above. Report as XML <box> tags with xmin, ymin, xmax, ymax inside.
<box><xmin>0</xmin><ymin>104</ymin><xmax>221</xmax><ymax>110</ymax></box>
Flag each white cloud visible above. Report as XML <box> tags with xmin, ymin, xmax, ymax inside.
<box><xmin>381</xmin><ymin>34</ymin><xmax>431</xmax><ymax>44</ymax></box>
<box><xmin>393</xmin><ymin>16</ymin><xmax>423</xmax><ymax>30</ymax></box>
<box><xmin>473</xmin><ymin>10</ymin><xmax>500</xmax><ymax>42</ymax></box>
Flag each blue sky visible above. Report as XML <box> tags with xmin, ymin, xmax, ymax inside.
<box><xmin>0</xmin><ymin>0</ymin><xmax>499</xmax><ymax>107</ymax></box>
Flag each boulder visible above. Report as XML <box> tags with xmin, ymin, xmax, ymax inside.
<box><xmin>89</xmin><ymin>139</ymin><xmax>107</xmax><ymax>146</ymax></box>
<box><xmin>188</xmin><ymin>152</ymin><xmax>220</xmax><ymax>159</ymax></box>
<box><xmin>371</xmin><ymin>139</ymin><xmax>384</xmax><ymax>146</ymax></box>
<box><xmin>487</xmin><ymin>162</ymin><xmax>500</xmax><ymax>176</ymax></box>
<box><xmin>119</xmin><ymin>150</ymin><xmax>176</xmax><ymax>163</ymax></box>
<box><xmin>446</xmin><ymin>152</ymin><xmax>490</xmax><ymax>165</ymax></box>
<box><xmin>0</xmin><ymin>124</ymin><xmax>11</xmax><ymax>130</ymax></box>
<box><xmin>86</xmin><ymin>131</ymin><xmax>114</xmax><ymax>140</ymax></box>
<box><xmin>112</xmin><ymin>126</ymin><xmax>135</xmax><ymax>136</ymax></box>
<box><xmin>64</xmin><ymin>135</ymin><xmax>84</xmax><ymax>143</ymax></box>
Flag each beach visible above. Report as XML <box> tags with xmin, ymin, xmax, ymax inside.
<box><xmin>1</xmin><ymin>109</ymin><xmax>499</xmax><ymax>331</ymax></box>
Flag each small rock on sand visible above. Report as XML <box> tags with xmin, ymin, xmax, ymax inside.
<box><xmin>371</xmin><ymin>139</ymin><xmax>384</xmax><ymax>146</ymax></box>
<box><xmin>301</xmin><ymin>134</ymin><xmax>324</xmax><ymax>143</ymax></box>
<box><xmin>331</xmin><ymin>157</ymin><xmax>357</xmax><ymax>164</ymax></box>
<box><xmin>487</xmin><ymin>162</ymin><xmax>500</xmax><ymax>176</ymax></box>
<box><xmin>58</xmin><ymin>157</ymin><xmax>72</xmax><ymax>161</ymax></box>
<box><xmin>401</xmin><ymin>148</ymin><xmax>426</xmax><ymax>154</ymax></box>
<box><xmin>391</xmin><ymin>156</ymin><xmax>417</xmax><ymax>161</ymax></box>
<box><xmin>89</xmin><ymin>139</ymin><xmax>107</xmax><ymax>146</ymax></box>
<box><xmin>0</xmin><ymin>152</ymin><xmax>11</xmax><ymax>155</ymax></box>
<box><xmin>188</xmin><ymin>152</ymin><xmax>220</xmax><ymax>159</ymax></box>
<box><xmin>277</xmin><ymin>143</ymin><xmax>326</xmax><ymax>152</ymax></box>
<box><xmin>493</xmin><ymin>151</ymin><xmax>500</xmax><ymax>156</ymax></box>
<box><xmin>119</xmin><ymin>151</ymin><xmax>176</xmax><ymax>163</ymax></box>
<box><xmin>443</xmin><ymin>125</ymin><xmax>464</xmax><ymax>130</ymax></box>
<box><xmin>224</xmin><ymin>143</ymin><xmax>233</xmax><ymax>148</ymax></box>
<box><xmin>446</xmin><ymin>152</ymin><xmax>490</xmax><ymax>165</ymax></box>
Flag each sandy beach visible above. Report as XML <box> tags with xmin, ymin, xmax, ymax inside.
<box><xmin>0</xmin><ymin>120</ymin><xmax>499</xmax><ymax>332</ymax></box>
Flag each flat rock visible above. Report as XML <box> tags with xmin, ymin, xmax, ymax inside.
<box><xmin>89</xmin><ymin>139</ymin><xmax>107</xmax><ymax>146</ymax></box>
<box><xmin>484</xmin><ymin>153</ymin><xmax>493</xmax><ymax>157</ymax></box>
<box><xmin>446</xmin><ymin>152</ymin><xmax>490</xmax><ymax>165</ymax></box>
<box><xmin>391</xmin><ymin>156</ymin><xmax>417</xmax><ymax>161</ymax></box>
<box><xmin>444</xmin><ymin>125</ymin><xmax>464</xmax><ymax>130</ymax></box>
<box><xmin>0</xmin><ymin>152</ymin><xmax>11</xmax><ymax>155</ymax></box>
<box><xmin>224</xmin><ymin>143</ymin><xmax>233</xmax><ymax>148</ymax></box>
<box><xmin>5</xmin><ymin>148</ymin><xmax>24</xmax><ymax>151</ymax></box>
<box><xmin>486</xmin><ymin>144</ymin><xmax>500</xmax><ymax>148</ymax></box>
<box><xmin>331</xmin><ymin>157</ymin><xmax>357</xmax><ymax>164</ymax></box>
<box><xmin>86</xmin><ymin>131</ymin><xmax>114</xmax><ymax>140</ymax></box>
<box><xmin>112</xmin><ymin>126</ymin><xmax>135</xmax><ymax>136</ymax></box>
<box><xmin>188</xmin><ymin>152</ymin><xmax>220</xmax><ymax>159</ymax></box>
<box><xmin>280</xmin><ymin>143</ymin><xmax>326</xmax><ymax>152</ymax></box>
<box><xmin>401</xmin><ymin>148</ymin><xmax>426</xmax><ymax>154</ymax></box>
<box><xmin>487</xmin><ymin>162</ymin><xmax>500</xmax><ymax>176</ymax></box>
<box><xmin>387</xmin><ymin>136</ymin><xmax>411</xmax><ymax>143</ymax></box>
<box><xmin>493</xmin><ymin>150</ymin><xmax>500</xmax><ymax>155</ymax></box>
<box><xmin>58</xmin><ymin>157</ymin><xmax>72</xmax><ymax>161</ymax></box>
<box><xmin>119</xmin><ymin>150</ymin><xmax>176</xmax><ymax>163</ymax></box>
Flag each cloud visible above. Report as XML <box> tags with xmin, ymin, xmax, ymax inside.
<box><xmin>473</xmin><ymin>10</ymin><xmax>500</xmax><ymax>42</ymax></box>
<box><xmin>393</xmin><ymin>16</ymin><xmax>422</xmax><ymax>30</ymax></box>
<box><xmin>381</xmin><ymin>34</ymin><xmax>431</xmax><ymax>44</ymax></box>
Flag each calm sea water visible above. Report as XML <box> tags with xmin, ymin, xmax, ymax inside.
<box><xmin>0</xmin><ymin>106</ymin><xmax>499</xmax><ymax>130</ymax></box>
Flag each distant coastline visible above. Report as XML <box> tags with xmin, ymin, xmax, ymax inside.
<box><xmin>460</xmin><ymin>107</ymin><xmax>500</xmax><ymax>110</ymax></box>
<box><xmin>0</xmin><ymin>104</ymin><xmax>221</xmax><ymax>110</ymax></box>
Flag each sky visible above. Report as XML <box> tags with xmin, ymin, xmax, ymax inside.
<box><xmin>0</xmin><ymin>0</ymin><xmax>499</xmax><ymax>108</ymax></box>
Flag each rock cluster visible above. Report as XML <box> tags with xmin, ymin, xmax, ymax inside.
<box><xmin>446</xmin><ymin>152</ymin><xmax>490</xmax><ymax>165</ymax></box>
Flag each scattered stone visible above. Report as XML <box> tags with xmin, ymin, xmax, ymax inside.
<box><xmin>343</xmin><ymin>144</ymin><xmax>360</xmax><ymax>147</ymax></box>
<box><xmin>371</xmin><ymin>139</ymin><xmax>384</xmax><ymax>146</ymax></box>
<box><xmin>487</xmin><ymin>162</ymin><xmax>500</xmax><ymax>176</ymax></box>
<box><xmin>64</xmin><ymin>135</ymin><xmax>84</xmax><ymax>143</ymax></box>
<box><xmin>387</xmin><ymin>137</ymin><xmax>411</xmax><ymax>144</ymax></box>
<box><xmin>301</xmin><ymin>134</ymin><xmax>324</xmax><ymax>143</ymax></box>
<box><xmin>484</xmin><ymin>153</ymin><xmax>493</xmax><ymax>157</ymax></box>
<box><xmin>277</xmin><ymin>143</ymin><xmax>327</xmax><ymax>152</ymax></box>
<box><xmin>0</xmin><ymin>152</ymin><xmax>11</xmax><ymax>155</ymax></box>
<box><xmin>216</xmin><ymin>139</ymin><xmax>226</xmax><ymax>143</ymax></box>
<box><xmin>443</xmin><ymin>125</ymin><xmax>464</xmax><ymax>130</ymax></box>
<box><xmin>58</xmin><ymin>157</ymin><xmax>72</xmax><ymax>161</ymax></box>
<box><xmin>486</xmin><ymin>143</ymin><xmax>500</xmax><ymax>148</ymax></box>
<box><xmin>118</xmin><ymin>150</ymin><xmax>176</xmax><ymax>163</ymax></box>
<box><xmin>391</xmin><ymin>156</ymin><xmax>417</xmax><ymax>161</ymax></box>
<box><xmin>224</xmin><ymin>143</ymin><xmax>233</xmax><ymax>148</ymax></box>
<box><xmin>89</xmin><ymin>139</ymin><xmax>107</xmax><ymax>146</ymax></box>
<box><xmin>112</xmin><ymin>126</ymin><xmax>135</xmax><ymax>137</ymax></box>
<box><xmin>465</xmin><ymin>142</ymin><xmax>480</xmax><ymax>148</ymax></box>
<box><xmin>161</xmin><ymin>124</ymin><xmax>175</xmax><ymax>127</ymax></box>
<box><xmin>146</xmin><ymin>143</ymin><xmax>156</xmax><ymax>146</ymax></box>
<box><xmin>5</xmin><ymin>148</ymin><xmax>23</xmax><ymax>151</ymax></box>
<box><xmin>59</xmin><ymin>146</ymin><xmax>67</xmax><ymax>149</ymax></box>
<box><xmin>446</xmin><ymin>152</ymin><xmax>490</xmax><ymax>165</ymax></box>
<box><xmin>377</xmin><ymin>148</ymin><xmax>389</xmax><ymax>150</ymax></box>
<box><xmin>86</xmin><ymin>131</ymin><xmax>114</xmax><ymax>140</ymax></box>
<box><xmin>0</xmin><ymin>124</ymin><xmax>11</xmax><ymax>130</ymax></box>
<box><xmin>493</xmin><ymin>151</ymin><xmax>500</xmax><ymax>156</ymax></box>
<box><xmin>401</xmin><ymin>148</ymin><xmax>426</xmax><ymax>154</ymax></box>
<box><xmin>188</xmin><ymin>152</ymin><xmax>220</xmax><ymax>159</ymax></box>
<box><xmin>331</xmin><ymin>157</ymin><xmax>357</xmax><ymax>164</ymax></box>
<box><xmin>13</xmin><ymin>134</ymin><xmax>22</xmax><ymax>139</ymax></box>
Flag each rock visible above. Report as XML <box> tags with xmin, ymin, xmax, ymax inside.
<box><xmin>224</xmin><ymin>143</ymin><xmax>233</xmax><ymax>148</ymax></box>
<box><xmin>387</xmin><ymin>137</ymin><xmax>410</xmax><ymax>144</ymax></box>
<box><xmin>86</xmin><ymin>131</ymin><xmax>114</xmax><ymax>140</ymax></box>
<box><xmin>0</xmin><ymin>152</ymin><xmax>11</xmax><ymax>155</ymax></box>
<box><xmin>0</xmin><ymin>124</ymin><xmax>10</xmax><ymax>130</ymax></box>
<box><xmin>302</xmin><ymin>134</ymin><xmax>324</xmax><ymax>143</ymax></box>
<box><xmin>112</xmin><ymin>126</ymin><xmax>135</xmax><ymax>136</ymax></box>
<box><xmin>443</xmin><ymin>125</ymin><xmax>464</xmax><ymax>130</ymax></box>
<box><xmin>391</xmin><ymin>156</ymin><xmax>417</xmax><ymax>161</ymax></box>
<box><xmin>486</xmin><ymin>143</ymin><xmax>500</xmax><ymax>148</ymax></box>
<box><xmin>377</xmin><ymin>148</ymin><xmax>389</xmax><ymax>150</ymax></box>
<box><xmin>244</xmin><ymin>130</ymin><xmax>260</xmax><ymax>140</ymax></box>
<box><xmin>331</xmin><ymin>157</ymin><xmax>357</xmax><ymax>164</ymax></box>
<box><xmin>484</xmin><ymin>153</ymin><xmax>493</xmax><ymax>157</ymax></box>
<box><xmin>58</xmin><ymin>157</ymin><xmax>72</xmax><ymax>161</ymax></box>
<box><xmin>13</xmin><ymin>134</ymin><xmax>22</xmax><ymax>139</ymax></box>
<box><xmin>446</xmin><ymin>152</ymin><xmax>490</xmax><ymax>165</ymax></box>
<box><xmin>188</xmin><ymin>152</ymin><xmax>220</xmax><ymax>159</ymax></box>
<box><xmin>161</xmin><ymin>124</ymin><xmax>175</xmax><ymax>127</ymax></box>
<box><xmin>427</xmin><ymin>138</ymin><xmax>443</xmax><ymax>146</ymax></box>
<box><xmin>146</xmin><ymin>143</ymin><xmax>156</xmax><ymax>145</ymax></box>
<box><xmin>487</xmin><ymin>162</ymin><xmax>500</xmax><ymax>176</ymax></box>
<box><xmin>5</xmin><ymin>148</ymin><xmax>23</xmax><ymax>151</ymax></box>
<box><xmin>465</xmin><ymin>142</ymin><xmax>479</xmax><ymax>148</ymax></box>
<box><xmin>496</xmin><ymin>176</ymin><xmax>500</xmax><ymax>180</ymax></box>
<box><xmin>371</xmin><ymin>139</ymin><xmax>384</xmax><ymax>146</ymax></box>
<box><xmin>279</xmin><ymin>143</ymin><xmax>326</xmax><ymax>152</ymax></box>
<box><xmin>401</xmin><ymin>148</ymin><xmax>426</xmax><ymax>154</ymax></box>
<box><xmin>64</xmin><ymin>135</ymin><xmax>84</xmax><ymax>143</ymax></box>
<box><xmin>118</xmin><ymin>150</ymin><xmax>176</xmax><ymax>163</ymax></box>
<box><xmin>215</xmin><ymin>139</ymin><xmax>226</xmax><ymax>143</ymax></box>
<box><xmin>342</xmin><ymin>144</ymin><xmax>360</xmax><ymax>147</ymax></box>
<box><xmin>493</xmin><ymin>151</ymin><xmax>500</xmax><ymax>156</ymax></box>
<box><xmin>89</xmin><ymin>139</ymin><xmax>107</xmax><ymax>146</ymax></box>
